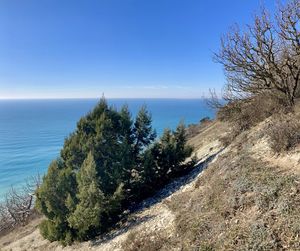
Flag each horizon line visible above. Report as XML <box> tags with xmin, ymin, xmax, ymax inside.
<box><xmin>0</xmin><ymin>97</ymin><xmax>208</xmax><ymax>100</ymax></box>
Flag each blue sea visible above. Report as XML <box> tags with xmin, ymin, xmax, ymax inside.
<box><xmin>0</xmin><ymin>99</ymin><xmax>214</xmax><ymax>199</ymax></box>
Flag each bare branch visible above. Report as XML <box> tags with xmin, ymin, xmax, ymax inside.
<box><xmin>0</xmin><ymin>174</ymin><xmax>41</xmax><ymax>235</ymax></box>
<box><xmin>215</xmin><ymin>0</ymin><xmax>300</xmax><ymax>106</ymax></box>
<box><xmin>206</xmin><ymin>89</ymin><xmax>223</xmax><ymax>109</ymax></box>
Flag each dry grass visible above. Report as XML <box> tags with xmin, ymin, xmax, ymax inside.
<box><xmin>120</xmin><ymin>104</ymin><xmax>300</xmax><ymax>251</ymax></box>
<box><xmin>120</xmin><ymin>110</ymin><xmax>300</xmax><ymax>250</ymax></box>
<box><xmin>0</xmin><ymin>215</ymin><xmax>44</xmax><ymax>250</ymax></box>
<box><xmin>3</xmin><ymin>110</ymin><xmax>300</xmax><ymax>250</ymax></box>
<box><xmin>121</xmin><ymin>143</ymin><xmax>300</xmax><ymax>250</ymax></box>
<box><xmin>267</xmin><ymin>113</ymin><xmax>300</xmax><ymax>153</ymax></box>
<box><xmin>122</xmin><ymin>229</ymin><xmax>173</xmax><ymax>251</ymax></box>
<box><xmin>217</xmin><ymin>95</ymin><xmax>289</xmax><ymax>147</ymax></box>
<box><xmin>165</xmin><ymin>149</ymin><xmax>300</xmax><ymax>251</ymax></box>
<box><xmin>186</xmin><ymin>117</ymin><xmax>213</xmax><ymax>140</ymax></box>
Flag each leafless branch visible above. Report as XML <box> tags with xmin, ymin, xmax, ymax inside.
<box><xmin>215</xmin><ymin>0</ymin><xmax>300</xmax><ymax>106</ymax></box>
<box><xmin>0</xmin><ymin>174</ymin><xmax>41</xmax><ymax>235</ymax></box>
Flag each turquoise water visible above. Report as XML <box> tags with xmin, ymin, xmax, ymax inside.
<box><xmin>0</xmin><ymin>99</ymin><xmax>214</xmax><ymax>199</ymax></box>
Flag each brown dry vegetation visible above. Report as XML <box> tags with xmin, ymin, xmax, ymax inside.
<box><xmin>122</xmin><ymin>229</ymin><xmax>172</xmax><ymax>251</ymax></box>
<box><xmin>267</xmin><ymin>113</ymin><xmax>300</xmax><ymax>153</ymax></box>
<box><xmin>217</xmin><ymin>94</ymin><xmax>290</xmax><ymax>146</ymax></box>
<box><xmin>2</xmin><ymin>104</ymin><xmax>300</xmax><ymax>250</ymax></box>
<box><xmin>0</xmin><ymin>175</ymin><xmax>41</xmax><ymax>238</ymax></box>
<box><xmin>2</xmin><ymin>0</ymin><xmax>300</xmax><ymax>249</ymax></box>
<box><xmin>121</xmin><ymin>107</ymin><xmax>300</xmax><ymax>251</ymax></box>
<box><xmin>168</xmin><ymin>153</ymin><xmax>300</xmax><ymax>250</ymax></box>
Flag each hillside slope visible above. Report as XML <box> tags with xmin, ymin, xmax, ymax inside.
<box><xmin>1</xmin><ymin>117</ymin><xmax>300</xmax><ymax>250</ymax></box>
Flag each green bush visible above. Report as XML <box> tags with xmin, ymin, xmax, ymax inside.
<box><xmin>35</xmin><ymin>97</ymin><xmax>193</xmax><ymax>244</ymax></box>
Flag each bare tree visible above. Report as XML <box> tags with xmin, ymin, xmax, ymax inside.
<box><xmin>206</xmin><ymin>88</ymin><xmax>223</xmax><ymax>109</ymax></box>
<box><xmin>215</xmin><ymin>0</ymin><xmax>300</xmax><ymax>106</ymax></box>
<box><xmin>0</xmin><ymin>174</ymin><xmax>41</xmax><ymax>235</ymax></box>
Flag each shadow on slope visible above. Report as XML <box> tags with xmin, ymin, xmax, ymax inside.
<box><xmin>132</xmin><ymin>149</ymin><xmax>224</xmax><ymax>212</ymax></box>
<box><xmin>91</xmin><ymin>149</ymin><xmax>224</xmax><ymax>247</ymax></box>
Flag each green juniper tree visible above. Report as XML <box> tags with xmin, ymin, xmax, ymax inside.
<box><xmin>133</xmin><ymin>106</ymin><xmax>156</xmax><ymax>155</ymax></box>
<box><xmin>36</xmin><ymin>97</ymin><xmax>193</xmax><ymax>244</ymax></box>
<box><xmin>36</xmin><ymin>160</ymin><xmax>76</xmax><ymax>244</ymax></box>
<box><xmin>68</xmin><ymin>152</ymin><xmax>105</xmax><ymax>240</ymax></box>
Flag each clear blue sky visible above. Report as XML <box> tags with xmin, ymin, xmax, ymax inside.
<box><xmin>0</xmin><ymin>0</ymin><xmax>279</xmax><ymax>99</ymax></box>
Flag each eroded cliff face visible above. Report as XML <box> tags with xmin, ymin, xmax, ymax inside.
<box><xmin>2</xmin><ymin>117</ymin><xmax>300</xmax><ymax>251</ymax></box>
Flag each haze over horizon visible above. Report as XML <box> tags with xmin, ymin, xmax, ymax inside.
<box><xmin>0</xmin><ymin>0</ymin><xmax>279</xmax><ymax>99</ymax></box>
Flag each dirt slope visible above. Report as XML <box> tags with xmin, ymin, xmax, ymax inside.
<box><xmin>165</xmin><ymin>118</ymin><xmax>300</xmax><ymax>250</ymax></box>
<box><xmin>0</xmin><ymin>120</ymin><xmax>226</xmax><ymax>251</ymax></box>
<box><xmin>2</xmin><ymin>117</ymin><xmax>300</xmax><ymax>251</ymax></box>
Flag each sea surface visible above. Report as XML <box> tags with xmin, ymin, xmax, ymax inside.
<box><xmin>0</xmin><ymin>99</ymin><xmax>214</xmax><ymax>199</ymax></box>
